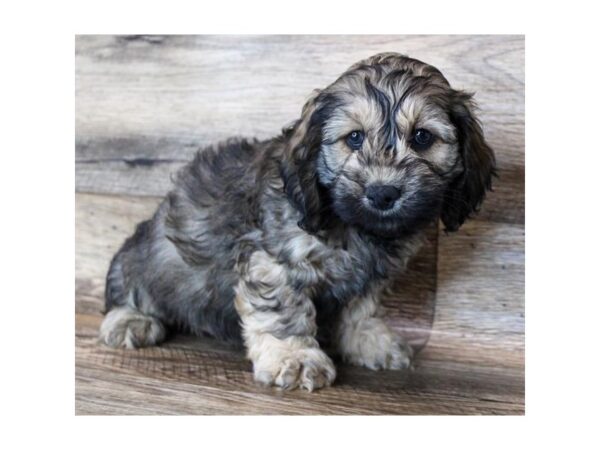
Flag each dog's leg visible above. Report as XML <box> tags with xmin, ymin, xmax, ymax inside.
<box><xmin>235</xmin><ymin>250</ymin><xmax>336</xmax><ymax>391</ymax></box>
<box><xmin>99</xmin><ymin>303</ymin><xmax>166</xmax><ymax>349</ymax></box>
<box><xmin>334</xmin><ymin>286</ymin><xmax>412</xmax><ymax>370</ymax></box>
<box><xmin>100</xmin><ymin>253</ymin><xmax>166</xmax><ymax>349</ymax></box>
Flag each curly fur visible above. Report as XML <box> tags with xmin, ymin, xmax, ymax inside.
<box><xmin>99</xmin><ymin>53</ymin><xmax>496</xmax><ymax>391</ymax></box>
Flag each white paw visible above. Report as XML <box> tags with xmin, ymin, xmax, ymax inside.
<box><xmin>339</xmin><ymin>319</ymin><xmax>413</xmax><ymax>370</ymax></box>
<box><xmin>376</xmin><ymin>334</ymin><xmax>413</xmax><ymax>370</ymax></box>
<box><xmin>99</xmin><ymin>307</ymin><xmax>166</xmax><ymax>349</ymax></box>
<box><xmin>253</xmin><ymin>347</ymin><xmax>337</xmax><ymax>391</ymax></box>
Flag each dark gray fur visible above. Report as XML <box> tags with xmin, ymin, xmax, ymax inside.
<box><xmin>103</xmin><ymin>53</ymin><xmax>496</xmax><ymax>351</ymax></box>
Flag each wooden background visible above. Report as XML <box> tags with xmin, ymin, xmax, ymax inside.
<box><xmin>75</xmin><ymin>35</ymin><xmax>524</xmax><ymax>415</ymax></box>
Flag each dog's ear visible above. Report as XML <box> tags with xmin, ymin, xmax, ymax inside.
<box><xmin>281</xmin><ymin>89</ymin><xmax>331</xmax><ymax>233</ymax></box>
<box><xmin>441</xmin><ymin>92</ymin><xmax>497</xmax><ymax>232</ymax></box>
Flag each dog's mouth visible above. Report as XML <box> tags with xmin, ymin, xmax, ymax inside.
<box><xmin>331</xmin><ymin>189</ymin><xmax>443</xmax><ymax>238</ymax></box>
<box><xmin>360</xmin><ymin>195</ymin><xmax>402</xmax><ymax>217</ymax></box>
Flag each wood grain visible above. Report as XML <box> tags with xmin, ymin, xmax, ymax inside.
<box><xmin>75</xmin><ymin>35</ymin><xmax>525</xmax><ymax>415</ymax></box>
<box><xmin>76</xmin><ymin>320</ymin><xmax>524</xmax><ymax>415</ymax></box>
<box><xmin>76</xmin><ymin>35</ymin><xmax>524</xmax><ymax>224</ymax></box>
<box><xmin>425</xmin><ymin>220</ymin><xmax>525</xmax><ymax>369</ymax></box>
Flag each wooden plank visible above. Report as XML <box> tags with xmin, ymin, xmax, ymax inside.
<box><xmin>477</xmin><ymin>164</ymin><xmax>524</xmax><ymax>225</ymax></box>
<box><xmin>76</xmin><ymin>323</ymin><xmax>524</xmax><ymax>415</ymax></box>
<box><xmin>427</xmin><ymin>220</ymin><xmax>525</xmax><ymax>369</ymax></box>
<box><xmin>76</xmin><ymin>35</ymin><xmax>524</xmax><ymax>224</ymax></box>
<box><xmin>75</xmin><ymin>136</ymin><xmax>192</xmax><ymax>198</ymax></box>
<box><xmin>75</xmin><ymin>35</ymin><xmax>523</xmax><ymax>143</ymax></box>
<box><xmin>75</xmin><ymin>192</ymin><xmax>161</xmax><ymax>316</ymax></box>
<box><xmin>75</xmin><ymin>192</ymin><xmax>161</xmax><ymax>279</ymax></box>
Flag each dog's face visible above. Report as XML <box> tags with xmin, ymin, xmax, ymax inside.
<box><xmin>282</xmin><ymin>53</ymin><xmax>496</xmax><ymax>237</ymax></box>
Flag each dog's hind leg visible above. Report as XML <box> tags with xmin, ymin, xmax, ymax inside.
<box><xmin>99</xmin><ymin>303</ymin><xmax>166</xmax><ymax>349</ymax></box>
<box><xmin>99</xmin><ymin>247</ymin><xmax>166</xmax><ymax>349</ymax></box>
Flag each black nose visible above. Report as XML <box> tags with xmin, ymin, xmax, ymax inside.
<box><xmin>365</xmin><ymin>185</ymin><xmax>401</xmax><ymax>210</ymax></box>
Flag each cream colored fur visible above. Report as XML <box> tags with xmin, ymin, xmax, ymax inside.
<box><xmin>99</xmin><ymin>306</ymin><xmax>166</xmax><ymax>349</ymax></box>
<box><xmin>334</xmin><ymin>288</ymin><xmax>412</xmax><ymax>370</ymax></box>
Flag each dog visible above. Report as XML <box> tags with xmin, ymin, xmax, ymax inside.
<box><xmin>99</xmin><ymin>52</ymin><xmax>496</xmax><ymax>391</ymax></box>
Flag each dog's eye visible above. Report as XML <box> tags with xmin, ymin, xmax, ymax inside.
<box><xmin>411</xmin><ymin>129</ymin><xmax>435</xmax><ymax>151</ymax></box>
<box><xmin>346</xmin><ymin>130</ymin><xmax>365</xmax><ymax>150</ymax></box>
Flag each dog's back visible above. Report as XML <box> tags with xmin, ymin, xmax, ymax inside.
<box><xmin>101</xmin><ymin>138</ymin><xmax>268</xmax><ymax>347</ymax></box>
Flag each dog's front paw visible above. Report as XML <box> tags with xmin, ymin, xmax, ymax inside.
<box><xmin>253</xmin><ymin>347</ymin><xmax>336</xmax><ymax>392</ymax></box>
<box><xmin>339</xmin><ymin>318</ymin><xmax>413</xmax><ymax>370</ymax></box>
<box><xmin>374</xmin><ymin>334</ymin><xmax>413</xmax><ymax>370</ymax></box>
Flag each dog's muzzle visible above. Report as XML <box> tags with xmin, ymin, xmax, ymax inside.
<box><xmin>365</xmin><ymin>184</ymin><xmax>401</xmax><ymax>210</ymax></box>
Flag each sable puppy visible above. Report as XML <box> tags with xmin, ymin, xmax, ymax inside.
<box><xmin>99</xmin><ymin>53</ymin><xmax>496</xmax><ymax>391</ymax></box>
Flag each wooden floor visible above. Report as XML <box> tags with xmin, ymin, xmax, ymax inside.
<box><xmin>75</xmin><ymin>35</ymin><xmax>524</xmax><ymax>415</ymax></box>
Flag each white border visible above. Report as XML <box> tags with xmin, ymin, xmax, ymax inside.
<box><xmin>2</xmin><ymin>0</ymin><xmax>600</xmax><ymax>448</ymax></box>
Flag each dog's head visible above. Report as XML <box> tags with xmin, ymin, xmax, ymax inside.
<box><xmin>281</xmin><ymin>53</ymin><xmax>496</xmax><ymax>237</ymax></box>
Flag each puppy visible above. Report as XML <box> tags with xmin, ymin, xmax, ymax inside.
<box><xmin>99</xmin><ymin>53</ymin><xmax>496</xmax><ymax>391</ymax></box>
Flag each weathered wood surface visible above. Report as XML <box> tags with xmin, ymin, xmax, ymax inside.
<box><xmin>427</xmin><ymin>221</ymin><xmax>525</xmax><ymax>369</ymax></box>
<box><xmin>76</xmin><ymin>34</ymin><xmax>524</xmax><ymax>224</ymax></box>
<box><xmin>76</xmin><ymin>326</ymin><xmax>524</xmax><ymax>415</ymax></box>
<box><xmin>75</xmin><ymin>35</ymin><xmax>524</xmax><ymax>415</ymax></box>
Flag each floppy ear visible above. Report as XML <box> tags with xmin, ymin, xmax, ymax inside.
<box><xmin>441</xmin><ymin>92</ymin><xmax>497</xmax><ymax>232</ymax></box>
<box><xmin>280</xmin><ymin>90</ymin><xmax>332</xmax><ymax>233</ymax></box>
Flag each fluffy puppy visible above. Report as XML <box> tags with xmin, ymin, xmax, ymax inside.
<box><xmin>99</xmin><ymin>53</ymin><xmax>496</xmax><ymax>391</ymax></box>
